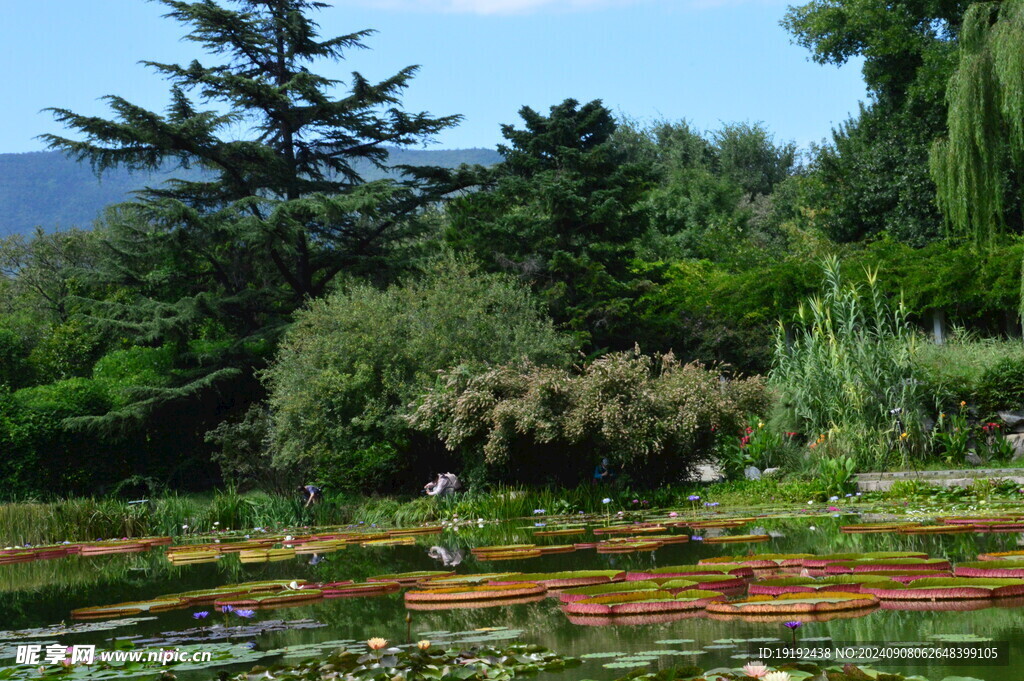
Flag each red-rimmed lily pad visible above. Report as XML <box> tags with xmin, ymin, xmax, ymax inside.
<box><xmin>319</xmin><ymin>581</ymin><xmax>399</xmax><ymax>598</ymax></box>
<box><xmin>415</xmin><ymin>573</ymin><xmax>521</xmax><ymax>588</ymax></box>
<box><xmin>558</xmin><ymin>582</ymin><xmax>661</xmax><ymax>603</ymax></box>
<box><xmin>839</xmin><ymin>523</ymin><xmax>917</xmax><ymax>534</ymax></box>
<box><xmin>215</xmin><ymin>589</ymin><xmax>323</xmax><ymax>608</ymax></box>
<box><xmin>405</xmin><ymin>582</ymin><xmax>547</xmax><ymax>603</ymax></box>
<box><xmin>534</xmin><ymin>528</ymin><xmax>586</xmax><ymax>537</ymax></box>
<box><xmin>71</xmin><ymin>598</ymin><xmax>185</xmax><ymax>620</ymax></box>
<box><xmin>824</xmin><ymin>558</ymin><xmax>951</xmax><ymax>574</ymax></box>
<box><xmin>700</xmin><ymin>554</ymin><xmax>806</xmax><ymax>569</ymax></box>
<box><xmin>490</xmin><ymin>570</ymin><xmax>625</xmax><ymax>589</ymax></box>
<box><xmin>596</xmin><ymin>541</ymin><xmax>663</xmax><ymax>554</ymax></box>
<box><xmin>862</xmin><ymin>577</ymin><xmax>1024</xmax><ymax>600</ymax></box>
<box><xmin>562</xmin><ymin>589</ymin><xmax>725</xmax><ymax>615</ymax></box>
<box><xmin>702</xmin><ymin>534</ymin><xmax>770</xmax><ymax>544</ymax></box>
<box><xmin>705</xmin><ymin>591</ymin><xmax>878</xmax><ymax>616</ymax></box>
<box><xmin>955</xmin><ymin>561</ymin><xmax>1024</xmax><ymax>578</ymax></box>
<box><xmin>367</xmin><ymin>571</ymin><xmax>455</xmax><ymax>585</ymax></box>
<box><xmin>627</xmin><ymin>564</ymin><xmax>755</xmax><ymax>580</ymax></box>
<box><xmin>977</xmin><ymin>550</ymin><xmax>1024</xmax><ymax>561</ymax></box>
<box><xmin>800</xmin><ymin>551</ymin><xmax>928</xmax><ymax>568</ymax></box>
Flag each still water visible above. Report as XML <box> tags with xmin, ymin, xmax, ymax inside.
<box><xmin>2</xmin><ymin>515</ymin><xmax>1024</xmax><ymax>680</ymax></box>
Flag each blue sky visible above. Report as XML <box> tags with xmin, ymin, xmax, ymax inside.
<box><xmin>1</xmin><ymin>0</ymin><xmax>867</xmax><ymax>154</ymax></box>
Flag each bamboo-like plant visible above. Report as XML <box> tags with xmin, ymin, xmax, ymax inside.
<box><xmin>771</xmin><ymin>257</ymin><xmax>925</xmax><ymax>469</ymax></box>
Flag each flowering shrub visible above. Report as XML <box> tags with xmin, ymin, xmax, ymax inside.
<box><xmin>408</xmin><ymin>349</ymin><xmax>767</xmax><ymax>485</ymax></box>
<box><xmin>716</xmin><ymin>415</ymin><xmax>785</xmax><ymax>479</ymax></box>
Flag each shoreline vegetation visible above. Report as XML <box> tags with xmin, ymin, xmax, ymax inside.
<box><xmin>4</xmin><ymin>477</ymin><xmax>1023</xmax><ymax>547</ymax></box>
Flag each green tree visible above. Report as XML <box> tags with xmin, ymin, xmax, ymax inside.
<box><xmin>263</xmin><ymin>256</ymin><xmax>577</xmax><ymax>492</ymax></box>
<box><xmin>41</xmin><ymin>0</ymin><xmax>461</xmax><ymax>426</ymax></box>
<box><xmin>783</xmin><ymin>0</ymin><xmax>967</xmax><ymax>243</ymax></box>
<box><xmin>444</xmin><ymin>99</ymin><xmax>651</xmax><ymax>350</ymax></box>
<box><xmin>930</xmin><ymin>0</ymin><xmax>1024</xmax><ymax>240</ymax></box>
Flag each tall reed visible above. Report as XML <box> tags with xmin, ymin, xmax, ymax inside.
<box><xmin>771</xmin><ymin>256</ymin><xmax>926</xmax><ymax>469</ymax></box>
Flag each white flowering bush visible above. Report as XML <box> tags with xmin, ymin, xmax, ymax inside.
<box><xmin>409</xmin><ymin>348</ymin><xmax>767</xmax><ymax>485</ymax></box>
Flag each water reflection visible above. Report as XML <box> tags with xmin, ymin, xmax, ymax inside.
<box><xmin>1</xmin><ymin>515</ymin><xmax>1024</xmax><ymax>681</ymax></box>
<box><xmin>428</xmin><ymin>546</ymin><xmax>464</xmax><ymax>567</ymax></box>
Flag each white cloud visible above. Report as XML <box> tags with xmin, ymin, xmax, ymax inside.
<box><xmin>339</xmin><ymin>0</ymin><xmax>784</xmax><ymax>14</ymax></box>
<box><xmin>340</xmin><ymin>0</ymin><xmax>645</xmax><ymax>15</ymax></box>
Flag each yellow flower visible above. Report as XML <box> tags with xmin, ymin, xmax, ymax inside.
<box><xmin>367</xmin><ymin>637</ymin><xmax>388</xmax><ymax>651</ymax></box>
<box><xmin>960</xmin><ymin>400</ymin><xmax>967</xmax><ymax>407</ymax></box>
<box><xmin>758</xmin><ymin>421</ymin><xmax>765</xmax><ymax>429</ymax></box>
<box><xmin>417</xmin><ymin>640</ymin><xmax>431</xmax><ymax>650</ymax></box>
<box><xmin>940</xmin><ymin>413</ymin><xmax>946</xmax><ymax>419</ymax></box>
<box><xmin>899</xmin><ymin>432</ymin><xmax>908</xmax><ymax>440</ymax></box>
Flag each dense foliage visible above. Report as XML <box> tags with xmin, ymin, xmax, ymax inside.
<box><xmin>263</xmin><ymin>257</ymin><xmax>577</xmax><ymax>493</ymax></box>
<box><xmin>5</xmin><ymin>0</ymin><xmax>1024</xmax><ymax>498</ymax></box>
<box><xmin>771</xmin><ymin>258</ymin><xmax>926</xmax><ymax>468</ymax></box>
<box><xmin>409</xmin><ymin>349</ymin><xmax>768</xmax><ymax>486</ymax></box>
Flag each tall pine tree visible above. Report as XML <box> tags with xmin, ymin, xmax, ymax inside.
<box><xmin>42</xmin><ymin>0</ymin><xmax>461</xmax><ymax>429</ymax></box>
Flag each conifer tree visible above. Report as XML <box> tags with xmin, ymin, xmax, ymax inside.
<box><xmin>41</xmin><ymin>0</ymin><xmax>461</xmax><ymax>425</ymax></box>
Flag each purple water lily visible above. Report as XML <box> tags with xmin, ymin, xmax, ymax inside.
<box><xmin>234</xmin><ymin>609</ymin><xmax>256</xmax><ymax>618</ymax></box>
<box><xmin>192</xmin><ymin>611</ymin><xmax>209</xmax><ymax>620</ymax></box>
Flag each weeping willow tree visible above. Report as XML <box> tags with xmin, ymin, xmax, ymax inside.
<box><xmin>930</xmin><ymin>0</ymin><xmax>1024</xmax><ymax>240</ymax></box>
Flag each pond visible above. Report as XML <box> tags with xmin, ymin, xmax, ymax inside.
<box><xmin>2</xmin><ymin>511</ymin><xmax>1024</xmax><ymax>680</ymax></box>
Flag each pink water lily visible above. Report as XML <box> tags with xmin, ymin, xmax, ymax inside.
<box><xmin>742</xmin><ymin>661</ymin><xmax>769</xmax><ymax>678</ymax></box>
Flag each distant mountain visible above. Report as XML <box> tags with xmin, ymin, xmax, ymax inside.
<box><xmin>0</xmin><ymin>147</ymin><xmax>501</xmax><ymax>236</ymax></box>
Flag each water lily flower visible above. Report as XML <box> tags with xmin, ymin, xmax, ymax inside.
<box><xmin>828</xmin><ymin>496</ymin><xmax>839</xmax><ymax>502</ymax></box>
<box><xmin>763</xmin><ymin>672</ymin><xmax>791</xmax><ymax>681</ymax></box>
<box><xmin>691</xmin><ymin>535</ymin><xmax>704</xmax><ymax>541</ymax></box>
<box><xmin>367</xmin><ymin>637</ymin><xmax>388</xmax><ymax>650</ymax></box>
<box><xmin>533</xmin><ymin>509</ymin><xmax>546</xmax><ymax>514</ymax></box>
<box><xmin>783</xmin><ymin>621</ymin><xmax>802</xmax><ymax>630</ymax></box>
<box><xmin>213</xmin><ymin>521</ymin><xmax>220</xmax><ymax>526</ymax></box>
<box><xmin>192</xmin><ymin>611</ymin><xmax>209</xmax><ymax>619</ymax></box>
<box><xmin>221</xmin><ymin>605</ymin><xmax>233</xmax><ymax>613</ymax></box>
<box><xmin>668</xmin><ymin>512</ymin><xmax>678</xmax><ymax>517</ymax></box>
<box><xmin>845</xmin><ymin>493</ymin><xmax>853</xmax><ymax>498</ymax></box>
<box><xmin>417</xmin><ymin>640</ymin><xmax>431</xmax><ymax>650</ymax></box>
<box><xmin>288</xmin><ymin>580</ymin><xmax>301</xmax><ymax>590</ymax></box>
<box><xmin>688</xmin><ymin>495</ymin><xmax>700</xmax><ymax>501</ymax></box>
<box><xmin>807</xmin><ymin>501</ymin><xmax>813</xmax><ymax>505</ymax></box>
<box><xmin>234</xmin><ymin>609</ymin><xmax>256</xmax><ymax>618</ymax></box>
<box><xmin>182</xmin><ymin>524</ymin><xmax>189</xmax><ymax>530</ymax></box>
<box><xmin>534</xmin><ymin>522</ymin><xmax>546</xmax><ymax>527</ymax></box>
<box><xmin>742</xmin><ymin>661</ymin><xmax>770</xmax><ymax>678</ymax></box>
<box><xmin>827</xmin><ymin>506</ymin><xmax>839</xmax><ymax>512</ymax></box>
<box><xmin>602</xmin><ymin>498</ymin><xmax>611</xmax><ymax>504</ymax></box>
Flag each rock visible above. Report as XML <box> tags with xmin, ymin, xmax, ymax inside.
<box><xmin>693</xmin><ymin>463</ymin><xmax>725</xmax><ymax>483</ymax></box>
<box><xmin>744</xmin><ymin>465</ymin><xmax>762</xmax><ymax>480</ymax></box>
<box><xmin>1008</xmin><ymin>433</ymin><xmax>1024</xmax><ymax>461</ymax></box>
<box><xmin>1001</xmin><ymin>410</ymin><xmax>1024</xmax><ymax>433</ymax></box>
<box><xmin>966</xmin><ymin>451</ymin><xmax>984</xmax><ymax>466</ymax></box>
<box><xmin>762</xmin><ymin>467</ymin><xmax>781</xmax><ymax>478</ymax></box>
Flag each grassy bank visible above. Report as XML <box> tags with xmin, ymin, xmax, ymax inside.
<box><xmin>6</xmin><ymin>476</ymin><xmax>1023</xmax><ymax>546</ymax></box>
<box><xmin>0</xmin><ymin>480</ymin><xmax>827</xmax><ymax>545</ymax></box>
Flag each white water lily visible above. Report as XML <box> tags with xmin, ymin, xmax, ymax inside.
<box><xmin>763</xmin><ymin>671</ymin><xmax>791</xmax><ymax>681</ymax></box>
<box><xmin>288</xmin><ymin>580</ymin><xmax>301</xmax><ymax>590</ymax></box>
<box><xmin>602</xmin><ymin>498</ymin><xmax>611</xmax><ymax>504</ymax></box>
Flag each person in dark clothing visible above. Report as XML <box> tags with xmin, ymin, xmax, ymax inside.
<box><xmin>593</xmin><ymin>458</ymin><xmax>616</xmax><ymax>484</ymax></box>
<box><xmin>298</xmin><ymin>484</ymin><xmax>322</xmax><ymax>507</ymax></box>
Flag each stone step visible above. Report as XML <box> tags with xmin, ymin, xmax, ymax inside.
<box><xmin>855</xmin><ymin>469</ymin><xmax>1024</xmax><ymax>492</ymax></box>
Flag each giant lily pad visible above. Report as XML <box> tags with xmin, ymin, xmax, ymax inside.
<box><xmin>71</xmin><ymin>598</ymin><xmax>185</xmax><ymax>620</ymax></box>
<box><xmin>563</xmin><ymin>589</ymin><xmax>725</xmax><ymax>615</ymax></box>
<box><xmin>405</xmin><ymin>582</ymin><xmax>547</xmax><ymax>603</ymax></box>
<box><xmin>705</xmin><ymin>591</ymin><xmax>878</xmax><ymax>615</ymax></box>
<box><xmin>862</xmin><ymin>577</ymin><xmax>1024</xmax><ymax>600</ymax></box>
